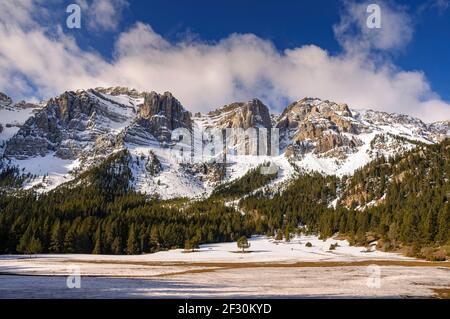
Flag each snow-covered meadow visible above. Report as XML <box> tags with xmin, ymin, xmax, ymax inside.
<box><xmin>1</xmin><ymin>235</ymin><xmax>449</xmax><ymax>298</ymax></box>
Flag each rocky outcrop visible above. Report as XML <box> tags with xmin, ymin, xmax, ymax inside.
<box><xmin>4</xmin><ymin>91</ymin><xmax>96</xmax><ymax>159</ymax></box>
<box><xmin>0</xmin><ymin>92</ymin><xmax>12</xmax><ymax>108</ymax></box>
<box><xmin>428</xmin><ymin>120</ymin><xmax>450</xmax><ymax>142</ymax></box>
<box><xmin>4</xmin><ymin>89</ymin><xmax>137</xmax><ymax>159</ymax></box>
<box><xmin>94</xmin><ymin>86</ymin><xmax>143</xmax><ymax>98</ymax></box>
<box><xmin>137</xmin><ymin>91</ymin><xmax>192</xmax><ymax>142</ymax></box>
<box><xmin>277</xmin><ymin>98</ymin><xmax>361</xmax><ymax>154</ymax></box>
<box><xmin>118</xmin><ymin>124</ymin><xmax>157</xmax><ymax>146</ymax></box>
<box><xmin>315</xmin><ymin>133</ymin><xmax>361</xmax><ymax>153</ymax></box>
<box><xmin>181</xmin><ymin>162</ymin><xmax>225</xmax><ymax>184</ymax></box>
<box><xmin>207</xmin><ymin>98</ymin><xmax>271</xmax><ymax>129</ymax></box>
<box><xmin>3</xmin><ymin>89</ymin><xmax>192</xmax><ymax>159</ymax></box>
<box><xmin>202</xmin><ymin>99</ymin><xmax>272</xmax><ymax>156</ymax></box>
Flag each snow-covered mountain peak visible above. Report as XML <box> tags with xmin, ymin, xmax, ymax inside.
<box><xmin>274</xmin><ymin>97</ymin><xmax>449</xmax><ymax>177</ymax></box>
<box><xmin>92</xmin><ymin>86</ymin><xmax>143</xmax><ymax>98</ymax></box>
<box><xmin>428</xmin><ymin>120</ymin><xmax>450</xmax><ymax>137</ymax></box>
<box><xmin>0</xmin><ymin>89</ymin><xmax>448</xmax><ymax>198</ymax></box>
<box><xmin>355</xmin><ymin>109</ymin><xmax>426</xmax><ymax>128</ymax></box>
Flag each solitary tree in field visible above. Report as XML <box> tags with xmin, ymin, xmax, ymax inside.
<box><xmin>237</xmin><ymin>236</ymin><xmax>251</xmax><ymax>253</ymax></box>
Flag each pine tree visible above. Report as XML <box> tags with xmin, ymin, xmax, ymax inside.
<box><xmin>49</xmin><ymin>220</ymin><xmax>63</xmax><ymax>253</ymax></box>
<box><xmin>423</xmin><ymin>210</ymin><xmax>436</xmax><ymax>243</ymax></box>
<box><xmin>64</xmin><ymin>227</ymin><xmax>77</xmax><ymax>253</ymax></box>
<box><xmin>237</xmin><ymin>236</ymin><xmax>250</xmax><ymax>253</ymax></box>
<box><xmin>92</xmin><ymin>228</ymin><xmax>102</xmax><ymax>254</ymax></box>
<box><xmin>149</xmin><ymin>226</ymin><xmax>159</xmax><ymax>250</ymax></box>
<box><xmin>28</xmin><ymin>237</ymin><xmax>42</xmax><ymax>255</ymax></box>
<box><xmin>16</xmin><ymin>226</ymin><xmax>33</xmax><ymax>254</ymax></box>
<box><xmin>184</xmin><ymin>236</ymin><xmax>200</xmax><ymax>252</ymax></box>
<box><xmin>436</xmin><ymin>207</ymin><xmax>449</xmax><ymax>244</ymax></box>
<box><xmin>127</xmin><ymin>224</ymin><xmax>139</xmax><ymax>255</ymax></box>
<box><xmin>111</xmin><ymin>237</ymin><xmax>122</xmax><ymax>254</ymax></box>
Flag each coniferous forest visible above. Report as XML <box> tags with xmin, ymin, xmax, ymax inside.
<box><xmin>241</xmin><ymin>139</ymin><xmax>450</xmax><ymax>260</ymax></box>
<box><xmin>0</xmin><ymin>139</ymin><xmax>449</xmax><ymax>260</ymax></box>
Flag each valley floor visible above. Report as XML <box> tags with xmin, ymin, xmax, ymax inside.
<box><xmin>0</xmin><ymin>236</ymin><xmax>449</xmax><ymax>298</ymax></box>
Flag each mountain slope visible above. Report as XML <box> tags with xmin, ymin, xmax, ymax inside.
<box><xmin>0</xmin><ymin>93</ymin><xmax>42</xmax><ymax>157</ymax></box>
<box><xmin>337</xmin><ymin>139</ymin><xmax>449</xmax><ymax>248</ymax></box>
<box><xmin>277</xmin><ymin>97</ymin><xmax>447</xmax><ymax>176</ymax></box>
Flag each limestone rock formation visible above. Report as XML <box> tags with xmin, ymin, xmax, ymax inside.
<box><xmin>207</xmin><ymin>98</ymin><xmax>271</xmax><ymax>129</ymax></box>
<box><xmin>137</xmin><ymin>91</ymin><xmax>192</xmax><ymax>142</ymax></box>
<box><xmin>277</xmin><ymin>98</ymin><xmax>361</xmax><ymax>155</ymax></box>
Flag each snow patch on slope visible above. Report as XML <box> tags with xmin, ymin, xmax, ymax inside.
<box><xmin>16</xmin><ymin>154</ymin><xmax>81</xmax><ymax>192</ymax></box>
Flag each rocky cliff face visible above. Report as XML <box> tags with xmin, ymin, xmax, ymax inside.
<box><xmin>275</xmin><ymin>97</ymin><xmax>448</xmax><ymax>162</ymax></box>
<box><xmin>427</xmin><ymin>120</ymin><xmax>450</xmax><ymax>141</ymax></box>
<box><xmin>3</xmin><ymin>88</ymin><xmax>193</xmax><ymax>160</ymax></box>
<box><xmin>276</xmin><ymin>98</ymin><xmax>362</xmax><ymax>155</ymax></box>
<box><xmin>195</xmin><ymin>98</ymin><xmax>272</xmax><ymax>156</ymax></box>
<box><xmin>0</xmin><ymin>93</ymin><xmax>43</xmax><ymax>157</ymax></box>
<box><xmin>205</xmin><ymin>98</ymin><xmax>271</xmax><ymax>129</ymax></box>
<box><xmin>5</xmin><ymin>90</ymin><xmax>111</xmax><ymax>159</ymax></box>
<box><xmin>136</xmin><ymin>91</ymin><xmax>192</xmax><ymax>142</ymax></box>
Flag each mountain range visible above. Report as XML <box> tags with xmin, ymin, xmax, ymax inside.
<box><xmin>1</xmin><ymin>87</ymin><xmax>449</xmax><ymax>199</ymax></box>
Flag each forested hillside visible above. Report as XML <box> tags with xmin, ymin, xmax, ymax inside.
<box><xmin>0</xmin><ymin>150</ymin><xmax>249</xmax><ymax>254</ymax></box>
<box><xmin>0</xmin><ymin>139</ymin><xmax>448</xmax><ymax>260</ymax></box>
<box><xmin>211</xmin><ymin>162</ymin><xmax>278</xmax><ymax>199</ymax></box>
<box><xmin>240</xmin><ymin>139</ymin><xmax>450</xmax><ymax>260</ymax></box>
<box><xmin>339</xmin><ymin>138</ymin><xmax>449</xmax><ymax>253</ymax></box>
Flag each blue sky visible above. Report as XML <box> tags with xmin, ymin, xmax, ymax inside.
<box><xmin>0</xmin><ymin>0</ymin><xmax>449</xmax><ymax>121</ymax></box>
<box><xmin>69</xmin><ymin>0</ymin><xmax>450</xmax><ymax>99</ymax></box>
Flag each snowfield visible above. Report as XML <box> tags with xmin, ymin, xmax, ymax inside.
<box><xmin>117</xmin><ymin>235</ymin><xmax>412</xmax><ymax>263</ymax></box>
<box><xmin>0</xmin><ymin>235</ymin><xmax>413</xmax><ymax>269</ymax></box>
<box><xmin>1</xmin><ymin>235</ymin><xmax>449</xmax><ymax>298</ymax></box>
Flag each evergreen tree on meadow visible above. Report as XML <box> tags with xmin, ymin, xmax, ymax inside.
<box><xmin>237</xmin><ymin>236</ymin><xmax>250</xmax><ymax>253</ymax></box>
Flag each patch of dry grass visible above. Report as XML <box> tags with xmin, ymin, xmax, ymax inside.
<box><xmin>433</xmin><ymin>288</ymin><xmax>450</xmax><ymax>299</ymax></box>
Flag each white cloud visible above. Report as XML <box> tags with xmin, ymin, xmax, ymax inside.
<box><xmin>333</xmin><ymin>0</ymin><xmax>414</xmax><ymax>54</ymax></box>
<box><xmin>0</xmin><ymin>0</ymin><xmax>50</xmax><ymax>30</ymax></box>
<box><xmin>77</xmin><ymin>0</ymin><xmax>128</xmax><ymax>32</ymax></box>
<box><xmin>0</xmin><ymin>0</ymin><xmax>449</xmax><ymax>122</ymax></box>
